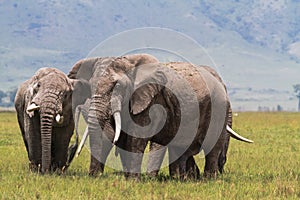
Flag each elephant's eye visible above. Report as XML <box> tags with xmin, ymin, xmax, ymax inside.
<box><xmin>33</xmin><ymin>82</ymin><xmax>40</xmax><ymax>93</ymax></box>
<box><xmin>63</xmin><ymin>91</ymin><xmax>70</xmax><ymax>99</ymax></box>
<box><xmin>33</xmin><ymin>82</ymin><xmax>40</xmax><ymax>88</ymax></box>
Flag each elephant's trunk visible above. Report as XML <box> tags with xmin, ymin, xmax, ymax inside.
<box><xmin>38</xmin><ymin>94</ymin><xmax>61</xmax><ymax>173</ymax></box>
<box><xmin>88</xmin><ymin>95</ymin><xmax>108</xmax><ymax>175</ymax></box>
<box><xmin>40</xmin><ymin>112</ymin><xmax>53</xmax><ymax>173</ymax></box>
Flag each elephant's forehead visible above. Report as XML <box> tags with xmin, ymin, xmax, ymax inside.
<box><xmin>40</xmin><ymin>74</ymin><xmax>69</xmax><ymax>88</ymax></box>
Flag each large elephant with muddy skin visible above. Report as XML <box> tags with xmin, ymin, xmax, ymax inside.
<box><xmin>14</xmin><ymin>67</ymin><xmax>90</xmax><ymax>173</ymax></box>
<box><xmin>68</xmin><ymin>54</ymin><xmax>162</xmax><ymax>176</ymax></box>
<box><xmin>72</xmin><ymin>54</ymin><xmax>253</xmax><ymax>179</ymax></box>
<box><xmin>69</xmin><ymin>54</ymin><xmax>203</xmax><ymax>178</ymax></box>
<box><xmin>146</xmin><ymin>66</ymin><xmax>252</xmax><ymax>179</ymax></box>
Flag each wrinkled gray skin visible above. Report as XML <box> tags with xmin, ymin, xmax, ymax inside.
<box><xmin>147</xmin><ymin>66</ymin><xmax>233</xmax><ymax>180</ymax></box>
<box><xmin>67</xmin><ymin>54</ymin><xmax>160</xmax><ymax>176</ymax></box>
<box><xmin>68</xmin><ymin>56</ymin><xmax>119</xmax><ymax>123</ymax></box>
<box><xmin>86</xmin><ymin>58</ymin><xmax>232</xmax><ymax>179</ymax></box>
<box><xmin>15</xmin><ymin>68</ymin><xmax>89</xmax><ymax>173</ymax></box>
<box><xmin>68</xmin><ymin>57</ymin><xmax>115</xmax><ymax>175</ymax></box>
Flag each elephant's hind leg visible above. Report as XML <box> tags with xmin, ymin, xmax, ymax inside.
<box><xmin>204</xmin><ymin>148</ymin><xmax>221</xmax><ymax>179</ymax></box>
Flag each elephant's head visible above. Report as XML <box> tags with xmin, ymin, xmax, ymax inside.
<box><xmin>26</xmin><ymin>67</ymin><xmax>90</xmax><ymax>173</ymax></box>
<box><xmin>87</xmin><ymin>54</ymin><xmax>160</xmax><ymax>144</ymax></box>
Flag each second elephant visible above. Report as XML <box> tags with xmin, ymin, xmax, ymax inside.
<box><xmin>68</xmin><ymin>54</ymin><xmax>161</xmax><ymax>176</ymax></box>
<box><xmin>88</xmin><ymin>59</ymin><xmax>253</xmax><ymax>179</ymax></box>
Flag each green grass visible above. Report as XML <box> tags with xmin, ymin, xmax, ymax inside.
<box><xmin>0</xmin><ymin>112</ymin><xmax>299</xmax><ymax>199</ymax></box>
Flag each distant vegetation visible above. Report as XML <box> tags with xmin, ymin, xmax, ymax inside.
<box><xmin>293</xmin><ymin>84</ymin><xmax>300</xmax><ymax>111</ymax></box>
<box><xmin>0</xmin><ymin>88</ymin><xmax>17</xmax><ymax>107</ymax></box>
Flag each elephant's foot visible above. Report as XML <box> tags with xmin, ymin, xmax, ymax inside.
<box><xmin>203</xmin><ymin>170</ymin><xmax>218</xmax><ymax>179</ymax></box>
<box><xmin>146</xmin><ymin>170</ymin><xmax>159</xmax><ymax>178</ymax></box>
<box><xmin>185</xmin><ymin>156</ymin><xmax>200</xmax><ymax>180</ymax></box>
<box><xmin>204</xmin><ymin>150</ymin><xmax>220</xmax><ymax>179</ymax></box>
<box><xmin>49</xmin><ymin>161</ymin><xmax>68</xmax><ymax>175</ymax></box>
<box><xmin>89</xmin><ymin>156</ymin><xmax>104</xmax><ymax>177</ymax></box>
<box><xmin>169</xmin><ymin>155</ymin><xmax>200</xmax><ymax>181</ymax></box>
<box><xmin>204</xmin><ymin>160</ymin><xmax>218</xmax><ymax>179</ymax></box>
<box><xmin>89</xmin><ymin>166</ymin><xmax>104</xmax><ymax>177</ymax></box>
<box><xmin>29</xmin><ymin>162</ymin><xmax>41</xmax><ymax>173</ymax></box>
<box><xmin>124</xmin><ymin>172</ymin><xmax>141</xmax><ymax>181</ymax></box>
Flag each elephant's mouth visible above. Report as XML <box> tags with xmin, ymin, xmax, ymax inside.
<box><xmin>27</xmin><ymin>102</ymin><xmax>64</xmax><ymax>124</ymax></box>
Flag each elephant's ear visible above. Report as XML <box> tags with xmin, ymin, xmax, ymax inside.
<box><xmin>130</xmin><ymin>65</ymin><xmax>167</xmax><ymax>115</ymax></box>
<box><xmin>68</xmin><ymin>58</ymin><xmax>99</xmax><ymax>80</ymax></box>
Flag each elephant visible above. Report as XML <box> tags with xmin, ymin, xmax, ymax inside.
<box><xmin>14</xmin><ymin>67</ymin><xmax>90</xmax><ymax>173</ymax></box>
<box><xmin>68</xmin><ymin>56</ymin><xmax>118</xmax><ymax>158</ymax></box>
<box><xmin>67</xmin><ymin>54</ymin><xmax>161</xmax><ymax>176</ymax></box>
<box><xmin>146</xmin><ymin>66</ymin><xmax>237</xmax><ymax>180</ymax></box>
<box><xmin>86</xmin><ymin>58</ymin><xmax>253</xmax><ymax>179</ymax></box>
<box><xmin>68</xmin><ymin>56</ymin><xmax>119</xmax><ymax>125</ymax></box>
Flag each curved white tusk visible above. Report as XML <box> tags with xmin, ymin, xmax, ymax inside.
<box><xmin>27</xmin><ymin>103</ymin><xmax>40</xmax><ymax>112</ymax></box>
<box><xmin>227</xmin><ymin>125</ymin><xmax>253</xmax><ymax>143</ymax></box>
<box><xmin>55</xmin><ymin>114</ymin><xmax>64</xmax><ymax>124</ymax></box>
<box><xmin>113</xmin><ymin>112</ymin><xmax>121</xmax><ymax>144</ymax></box>
<box><xmin>76</xmin><ymin>126</ymin><xmax>89</xmax><ymax>157</ymax></box>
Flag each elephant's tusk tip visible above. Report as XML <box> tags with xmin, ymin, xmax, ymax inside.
<box><xmin>226</xmin><ymin>125</ymin><xmax>254</xmax><ymax>143</ymax></box>
<box><xmin>55</xmin><ymin>114</ymin><xmax>64</xmax><ymax>124</ymax></box>
<box><xmin>27</xmin><ymin>103</ymin><xmax>40</xmax><ymax>112</ymax></box>
<box><xmin>113</xmin><ymin>112</ymin><xmax>121</xmax><ymax>145</ymax></box>
<box><xmin>62</xmin><ymin>166</ymin><xmax>66</xmax><ymax>173</ymax></box>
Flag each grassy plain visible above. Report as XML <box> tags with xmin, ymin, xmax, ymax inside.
<box><xmin>0</xmin><ymin>112</ymin><xmax>299</xmax><ymax>199</ymax></box>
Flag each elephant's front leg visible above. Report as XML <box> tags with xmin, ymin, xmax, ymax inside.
<box><xmin>51</xmin><ymin>125</ymin><xmax>74</xmax><ymax>172</ymax></box>
<box><xmin>89</xmin><ymin>131</ymin><xmax>113</xmax><ymax>176</ymax></box>
<box><xmin>89</xmin><ymin>142</ymin><xmax>113</xmax><ymax>176</ymax></box>
<box><xmin>124</xmin><ymin>136</ymin><xmax>148</xmax><ymax>180</ymax></box>
<box><xmin>169</xmin><ymin>156</ymin><xmax>200</xmax><ymax>180</ymax></box>
<box><xmin>168</xmin><ymin>147</ymin><xmax>200</xmax><ymax>180</ymax></box>
<box><xmin>25</xmin><ymin>115</ymin><xmax>42</xmax><ymax>172</ymax></box>
<box><xmin>168</xmin><ymin>147</ymin><xmax>190</xmax><ymax>180</ymax></box>
<box><xmin>146</xmin><ymin>141</ymin><xmax>167</xmax><ymax>177</ymax></box>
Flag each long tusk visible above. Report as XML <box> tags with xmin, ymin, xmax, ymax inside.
<box><xmin>76</xmin><ymin>126</ymin><xmax>89</xmax><ymax>157</ymax></box>
<box><xmin>55</xmin><ymin>114</ymin><xmax>64</xmax><ymax>124</ymax></box>
<box><xmin>27</xmin><ymin>103</ymin><xmax>40</xmax><ymax>112</ymax></box>
<box><xmin>227</xmin><ymin>125</ymin><xmax>253</xmax><ymax>143</ymax></box>
<box><xmin>113</xmin><ymin>112</ymin><xmax>121</xmax><ymax>144</ymax></box>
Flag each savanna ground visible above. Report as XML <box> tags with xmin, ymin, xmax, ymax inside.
<box><xmin>0</xmin><ymin>112</ymin><xmax>299</xmax><ymax>199</ymax></box>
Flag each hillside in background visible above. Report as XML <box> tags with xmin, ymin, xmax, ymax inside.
<box><xmin>1</xmin><ymin>0</ymin><xmax>300</xmax><ymax>110</ymax></box>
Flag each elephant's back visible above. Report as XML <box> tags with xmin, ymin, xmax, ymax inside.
<box><xmin>162</xmin><ymin>62</ymin><xmax>211</xmax><ymax>102</ymax></box>
<box><xmin>162</xmin><ymin>62</ymin><xmax>229</xmax><ymax>148</ymax></box>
